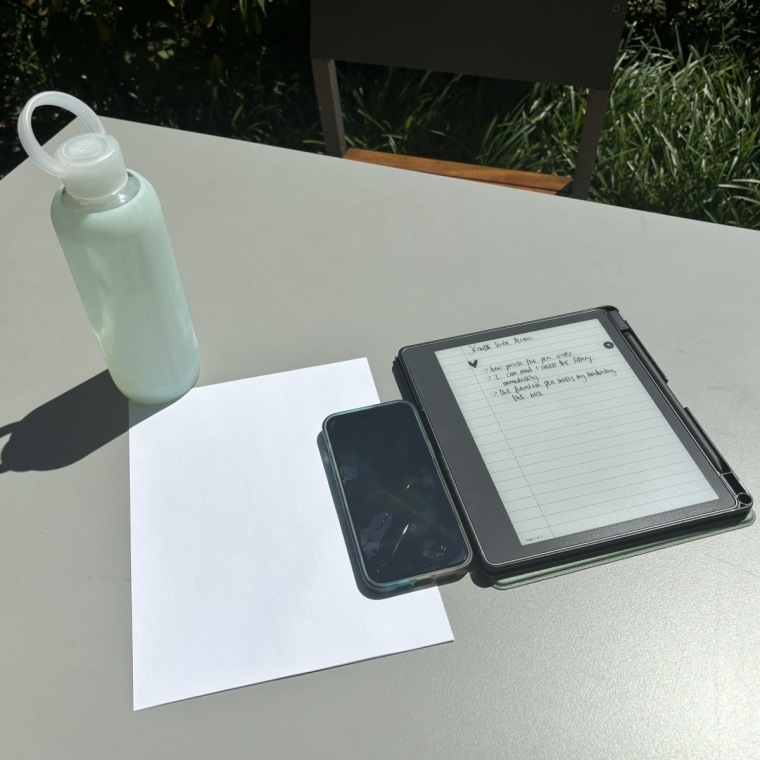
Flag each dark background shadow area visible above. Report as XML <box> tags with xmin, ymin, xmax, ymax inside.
<box><xmin>0</xmin><ymin>371</ymin><xmax>130</xmax><ymax>473</ymax></box>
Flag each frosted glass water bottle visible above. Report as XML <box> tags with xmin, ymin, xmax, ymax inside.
<box><xmin>18</xmin><ymin>91</ymin><xmax>200</xmax><ymax>404</ymax></box>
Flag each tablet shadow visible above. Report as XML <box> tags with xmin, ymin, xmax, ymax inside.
<box><xmin>0</xmin><ymin>371</ymin><xmax>129</xmax><ymax>473</ymax></box>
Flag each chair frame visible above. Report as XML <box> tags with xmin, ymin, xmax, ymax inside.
<box><xmin>311</xmin><ymin>0</ymin><xmax>628</xmax><ymax>199</ymax></box>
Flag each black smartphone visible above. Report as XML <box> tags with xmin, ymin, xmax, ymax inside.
<box><xmin>322</xmin><ymin>400</ymin><xmax>472</xmax><ymax>594</ymax></box>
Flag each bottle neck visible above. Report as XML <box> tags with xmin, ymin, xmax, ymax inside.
<box><xmin>59</xmin><ymin>171</ymin><xmax>140</xmax><ymax>213</ymax></box>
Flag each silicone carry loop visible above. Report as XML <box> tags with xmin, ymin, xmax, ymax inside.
<box><xmin>18</xmin><ymin>92</ymin><xmax>106</xmax><ymax>178</ymax></box>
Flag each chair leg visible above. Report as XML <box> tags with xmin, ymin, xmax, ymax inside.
<box><xmin>571</xmin><ymin>88</ymin><xmax>610</xmax><ymax>200</ymax></box>
<box><xmin>311</xmin><ymin>58</ymin><xmax>347</xmax><ymax>157</ymax></box>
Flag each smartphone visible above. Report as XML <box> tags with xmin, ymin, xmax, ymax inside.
<box><xmin>322</xmin><ymin>400</ymin><xmax>472</xmax><ymax>593</ymax></box>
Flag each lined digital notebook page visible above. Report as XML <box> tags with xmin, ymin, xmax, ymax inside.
<box><xmin>435</xmin><ymin>319</ymin><xmax>718</xmax><ymax>545</ymax></box>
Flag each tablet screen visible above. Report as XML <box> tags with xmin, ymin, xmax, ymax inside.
<box><xmin>435</xmin><ymin>318</ymin><xmax>718</xmax><ymax>545</ymax></box>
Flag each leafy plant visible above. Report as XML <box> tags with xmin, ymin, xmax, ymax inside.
<box><xmin>467</xmin><ymin>28</ymin><xmax>759</xmax><ymax>227</ymax></box>
<box><xmin>596</xmin><ymin>35</ymin><xmax>759</xmax><ymax>226</ymax></box>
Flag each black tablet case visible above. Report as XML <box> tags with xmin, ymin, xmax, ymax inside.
<box><xmin>394</xmin><ymin>306</ymin><xmax>753</xmax><ymax>580</ymax></box>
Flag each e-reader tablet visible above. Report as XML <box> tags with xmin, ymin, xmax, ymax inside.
<box><xmin>395</xmin><ymin>306</ymin><xmax>752</xmax><ymax>578</ymax></box>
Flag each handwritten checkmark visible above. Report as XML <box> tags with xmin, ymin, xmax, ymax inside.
<box><xmin>468</xmin><ymin>360</ymin><xmax>478</xmax><ymax>368</ymax></box>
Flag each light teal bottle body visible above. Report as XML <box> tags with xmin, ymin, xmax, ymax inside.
<box><xmin>50</xmin><ymin>170</ymin><xmax>200</xmax><ymax>404</ymax></box>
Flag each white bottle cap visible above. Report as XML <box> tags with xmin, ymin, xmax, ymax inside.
<box><xmin>18</xmin><ymin>91</ymin><xmax>129</xmax><ymax>203</ymax></box>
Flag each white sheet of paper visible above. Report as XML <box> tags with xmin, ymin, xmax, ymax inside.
<box><xmin>129</xmin><ymin>358</ymin><xmax>452</xmax><ymax>711</ymax></box>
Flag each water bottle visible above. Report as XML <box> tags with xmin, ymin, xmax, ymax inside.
<box><xmin>18</xmin><ymin>91</ymin><xmax>200</xmax><ymax>405</ymax></box>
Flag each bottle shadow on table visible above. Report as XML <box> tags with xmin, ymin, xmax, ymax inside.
<box><xmin>0</xmin><ymin>370</ymin><xmax>144</xmax><ymax>474</ymax></box>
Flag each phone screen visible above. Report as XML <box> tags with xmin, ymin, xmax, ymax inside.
<box><xmin>324</xmin><ymin>401</ymin><xmax>470</xmax><ymax>590</ymax></box>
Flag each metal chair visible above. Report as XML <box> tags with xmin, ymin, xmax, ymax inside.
<box><xmin>311</xmin><ymin>0</ymin><xmax>628</xmax><ymax>199</ymax></box>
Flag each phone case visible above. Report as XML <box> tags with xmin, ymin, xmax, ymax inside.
<box><xmin>322</xmin><ymin>400</ymin><xmax>473</xmax><ymax>594</ymax></box>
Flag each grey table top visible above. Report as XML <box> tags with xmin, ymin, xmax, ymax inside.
<box><xmin>1</xmin><ymin>118</ymin><xmax>759</xmax><ymax>759</ymax></box>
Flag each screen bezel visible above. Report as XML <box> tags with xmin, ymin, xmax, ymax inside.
<box><xmin>398</xmin><ymin>308</ymin><xmax>741</xmax><ymax>573</ymax></box>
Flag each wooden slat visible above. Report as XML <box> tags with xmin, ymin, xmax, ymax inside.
<box><xmin>344</xmin><ymin>148</ymin><xmax>571</xmax><ymax>195</ymax></box>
